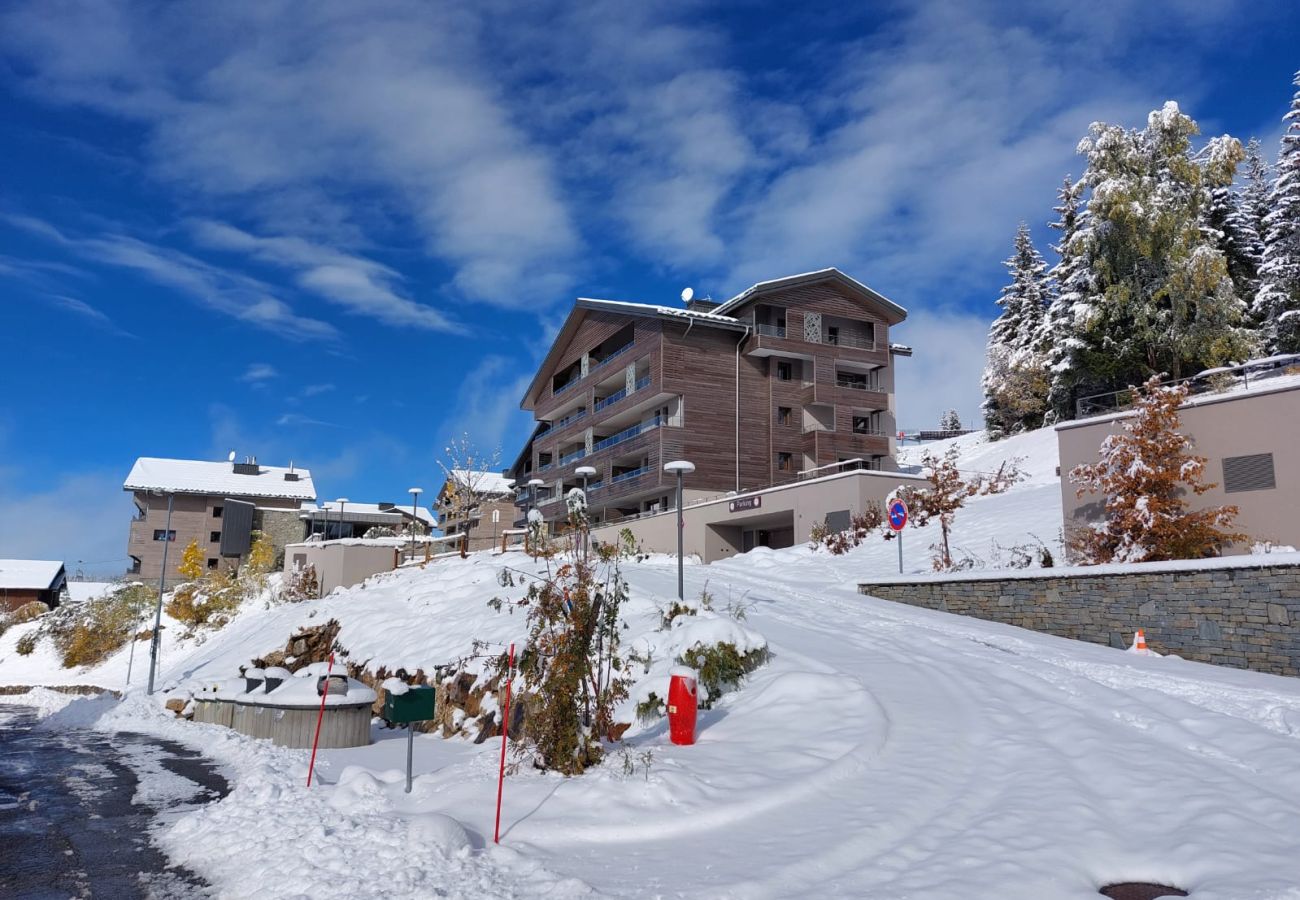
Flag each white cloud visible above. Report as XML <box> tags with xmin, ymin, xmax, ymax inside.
<box><xmin>6</xmin><ymin>215</ymin><xmax>339</xmax><ymax>342</ymax></box>
<box><xmin>190</xmin><ymin>220</ymin><xmax>463</xmax><ymax>333</ymax></box>
<box><xmin>891</xmin><ymin>308</ymin><xmax>992</xmax><ymax>433</ymax></box>
<box><xmin>0</xmin><ymin>0</ymin><xmax>581</xmax><ymax>307</ymax></box>
<box><xmin>436</xmin><ymin>355</ymin><xmax>535</xmax><ymax>467</ymax></box>
<box><xmin>0</xmin><ymin>469</ymin><xmax>135</xmax><ymax>578</ymax></box>
<box><xmin>240</xmin><ymin>363</ymin><xmax>278</xmax><ymax>383</ymax></box>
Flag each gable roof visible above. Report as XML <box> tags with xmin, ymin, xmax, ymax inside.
<box><xmin>0</xmin><ymin>559</ymin><xmax>66</xmax><ymax>591</ymax></box>
<box><xmin>713</xmin><ymin>268</ymin><xmax>908</xmax><ymax>323</ymax></box>
<box><xmin>124</xmin><ymin>457</ymin><xmax>317</xmax><ymax>501</ymax></box>
<box><xmin>307</xmin><ymin>501</ymin><xmax>437</xmax><ymax>526</ymax></box>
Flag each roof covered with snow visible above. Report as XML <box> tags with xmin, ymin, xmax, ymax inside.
<box><xmin>713</xmin><ymin>267</ymin><xmax>908</xmax><ymax>322</ymax></box>
<box><xmin>124</xmin><ymin>457</ymin><xmax>317</xmax><ymax>501</ymax></box>
<box><xmin>0</xmin><ymin>559</ymin><xmax>66</xmax><ymax>591</ymax></box>
<box><xmin>306</xmin><ymin>501</ymin><xmax>436</xmax><ymax>525</ymax></box>
<box><xmin>64</xmin><ymin>581</ymin><xmax>117</xmax><ymax>603</ymax></box>
<box><xmin>440</xmin><ymin>470</ymin><xmax>515</xmax><ymax>497</ymax></box>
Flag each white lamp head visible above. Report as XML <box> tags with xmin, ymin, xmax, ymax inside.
<box><xmin>336</xmin><ymin>497</ymin><xmax>349</xmax><ymax>503</ymax></box>
<box><xmin>408</xmin><ymin>486</ymin><xmax>424</xmax><ymax>495</ymax></box>
<box><xmin>663</xmin><ymin>460</ymin><xmax>695</xmax><ymax>475</ymax></box>
<box><xmin>575</xmin><ymin>466</ymin><xmax>597</xmax><ymax>477</ymax></box>
<box><xmin>527</xmin><ymin>478</ymin><xmax>545</xmax><ymax>487</ymax></box>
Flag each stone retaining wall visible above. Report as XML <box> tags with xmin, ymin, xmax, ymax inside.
<box><xmin>859</xmin><ymin>561</ymin><xmax>1300</xmax><ymax>677</ymax></box>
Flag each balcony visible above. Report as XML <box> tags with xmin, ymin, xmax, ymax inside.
<box><xmin>590</xmin><ymin>340</ymin><xmax>635</xmax><ymax>374</ymax></box>
<box><xmin>826</xmin><ymin>333</ymin><xmax>877</xmax><ymax>351</ymax></box>
<box><xmin>610</xmin><ymin>464</ymin><xmax>651</xmax><ymax>484</ymax></box>
<box><xmin>593</xmin><ymin>375</ymin><xmax>652</xmax><ymax>413</ymax></box>
<box><xmin>593</xmin><ymin>416</ymin><xmax>662</xmax><ymax>453</ymax></box>
<box><xmin>755</xmin><ymin>323</ymin><xmax>787</xmax><ymax>338</ymax></box>
<box><xmin>836</xmin><ymin>376</ymin><xmax>882</xmax><ymax>391</ymax></box>
<box><xmin>536</xmin><ymin>407</ymin><xmax>588</xmax><ymax>440</ymax></box>
<box><xmin>560</xmin><ymin>447</ymin><xmax>587</xmax><ymax>466</ymax></box>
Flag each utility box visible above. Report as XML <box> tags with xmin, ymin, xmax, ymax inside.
<box><xmin>383</xmin><ymin>685</ymin><xmax>435</xmax><ymax>724</ymax></box>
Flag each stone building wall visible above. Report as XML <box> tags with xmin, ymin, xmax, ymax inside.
<box><xmin>257</xmin><ymin>508</ymin><xmax>308</xmax><ymax>567</ymax></box>
<box><xmin>859</xmin><ymin>559</ymin><xmax>1300</xmax><ymax>677</ymax></box>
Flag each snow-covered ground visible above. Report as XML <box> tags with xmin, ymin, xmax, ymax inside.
<box><xmin>6</xmin><ymin>426</ymin><xmax>1300</xmax><ymax>898</ymax></box>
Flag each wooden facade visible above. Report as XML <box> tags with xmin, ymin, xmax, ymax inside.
<box><xmin>509</xmin><ymin>269</ymin><xmax>908</xmax><ymax>526</ymax></box>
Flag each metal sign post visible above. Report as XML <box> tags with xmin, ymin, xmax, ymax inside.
<box><xmin>887</xmin><ymin>499</ymin><xmax>909</xmax><ymax>574</ymax></box>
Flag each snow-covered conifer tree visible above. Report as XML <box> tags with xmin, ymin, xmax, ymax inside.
<box><xmin>1201</xmin><ymin>135</ymin><xmax>1262</xmax><ymax>303</ymax></box>
<box><xmin>1042</xmin><ymin>176</ymin><xmax>1097</xmax><ymax>422</ymax></box>
<box><xmin>981</xmin><ymin>223</ymin><xmax>1051</xmax><ymax>438</ymax></box>
<box><xmin>1256</xmin><ymin>71</ymin><xmax>1300</xmax><ymax>354</ymax></box>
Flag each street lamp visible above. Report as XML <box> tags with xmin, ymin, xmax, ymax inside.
<box><xmin>147</xmin><ymin>489</ymin><xmax>174</xmax><ymax>695</ymax></box>
<box><xmin>526</xmin><ymin>478</ymin><xmax>545</xmax><ymax>556</ymax></box>
<box><xmin>408</xmin><ymin>487</ymin><xmax>423</xmax><ymax>559</ymax></box>
<box><xmin>663</xmin><ymin>460</ymin><xmax>695</xmax><ymax>601</ymax></box>
<box><xmin>575</xmin><ymin>466</ymin><xmax>597</xmax><ymax>556</ymax></box>
<box><xmin>336</xmin><ymin>498</ymin><xmax>349</xmax><ymax>539</ymax></box>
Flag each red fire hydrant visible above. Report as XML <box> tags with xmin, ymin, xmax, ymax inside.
<box><xmin>667</xmin><ymin>666</ymin><xmax>698</xmax><ymax>746</ymax></box>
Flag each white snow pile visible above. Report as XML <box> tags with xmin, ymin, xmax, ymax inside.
<box><xmin>4</xmin><ymin>425</ymin><xmax>1300</xmax><ymax>898</ymax></box>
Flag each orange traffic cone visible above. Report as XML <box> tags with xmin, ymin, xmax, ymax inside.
<box><xmin>1130</xmin><ymin>629</ymin><xmax>1148</xmax><ymax>653</ymax></box>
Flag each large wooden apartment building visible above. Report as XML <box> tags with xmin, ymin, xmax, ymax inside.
<box><xmin>508</xmin><ymin>268</ymin><xmax>910</xmax><ymax>529</ymax></box>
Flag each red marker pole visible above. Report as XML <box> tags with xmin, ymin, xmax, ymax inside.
<box><xmin>306</xmin><ymin>652</ymin><xmax>335</xmax><ymax>787</ymax></box>
<box><xmin>493</xmin><ymin>642</ymin><xmax>516</xmax><ymax>844</ymax></box>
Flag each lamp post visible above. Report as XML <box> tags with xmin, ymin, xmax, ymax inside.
<box><xmin>575</xmin><ymin>466</ymin><xmax>597</xmax><ymax>556</ymax></box>
<box><xmin>663</xmin><ymin>461</ymin><xmax>695</xmax><ymax>601</ymax></box>
<box><xmin>336</xmin><ymin>498</ymin><xmax>349</xmax><ymax>539</ymax></box>
<box><xmin>526</xmin><ymin>478</ymin><xmax>544</xmax><ymax>556</ymax></box>
<box><xmin>408</xmin><ymin>487</ymin><xmax>424</xmax><ymax>560</ymax></box>
<box><xmin>321</xmin><ymin>502</ymin><xmax>330</xmax><ymax>540</ymax></box>
<box><xmin>147</xmin><ymin>490</ymin><xmax>174</xmax><ymax>695</ymax></box>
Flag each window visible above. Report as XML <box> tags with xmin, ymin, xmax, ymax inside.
<box><xmin>153</xmin><ymin>529</ymin><xmax>176</xmax><ymax>542</ymax></box>
<box><xmin>853</xmin><ymin>415</ymin><xmax>876</xmax><ymax>434</ymax></box>
<box><xmin>210</xmin><ymin>531</ymin><xmax>221</xmax><ymax>542</ymax></box>
<box><xmin>827</xmin><ymin>326</ymin><xmax>840</xmax><ymax>346</ymax></box>
<box><xmin>777</xmin><ymin>452</ymin><xmax>793</xmax><ymax>471</ymax></box>
<box><xmin>207</xmin><ymin>558</ymin><xmax>219</xmax><ymax>570</ymax></box>
<box><xmin>1222</xmin><ymin>453</ymin><xmax>1276</xmax><ymax>493</ymax></box>
<box><xmin>213</xmin><ymin>506</ymin><xmax>223</xmax><ymax>519</ymax></box>
<box><xmin>776</xmin><ymin>361</ymin><xmax>793</xmax><ymax>381</ymax></box>
<box><xmin>777</xmin><ymin>406</ymin><xmax>792</xmax><ymax>425</ymax></box>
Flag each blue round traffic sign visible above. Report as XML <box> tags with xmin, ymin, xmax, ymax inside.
<box><xmin>887</xmin><ymin>499</ymin><xmax>908</xmax><ymax>531</ymax></box>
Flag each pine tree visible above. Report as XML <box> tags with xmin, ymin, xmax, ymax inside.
<box><xmin>1042</xmin><ymin>176</ymin><xmax>1097</xmax><ymax>421</ymax></box>
<box><xmin>939</xmin><ymin>409</ymin><xmax>963</xmax><ymax>432</ymax></box>
<box><xmin>1256</xmin><ymin>71</ymin><xmax>1300</xmax><ymax>354</ymax></box>
<box><xmin>1201</xmin><ymin>135</ymin><xmax>1261</xmax><ymax>303</ymax></box>
<box><xmin>1068</xmin><ymin>375</ymin><xmax>1245</xmax><ymax>563</ymax></box>
<box><xmin>981</xmin><ymin>223</ymin><xmax>1051</xmax><ymax>437</ymax></box>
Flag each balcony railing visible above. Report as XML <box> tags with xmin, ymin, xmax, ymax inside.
<box><xmin>610</xmin><ymin>465</ymin><xmax>651</xmax><ymax>485</ymax></box>
<box><xmin>537</xmin><ymin>407</ymin><xmax>588</xmax><ymax>438</ymax></box>
<box><xmin>552</xmin><ymin>376</ymin><xmax>580</xmax><ymax>397</ymax></box>
<box><xmin>592</xmin><ymin>416</ymin><xmax>662</xmax><ymax>453</ymax></box>
<box><xmin>836</xmin><ymin>377</ymin><xmax>882</xmax><ymax>391</ymax></box>
<box><xmin>827</xmin><ymin>333</ymin><xmax>877</xmax><ymax>351</ymax></box>
<box><xmin>593</xmin><ymin>374</ymin><xmax>652</xmax><ymax>413</ymax></box>
<box><xmin>559</xmin><ymin>447</ymin><xmax>587</xmax><ymax>466</ymax></box>
<box><xmin>755</xmin><ymin>323</ymin><xmax>787</xmax><ymax>338</ymax></box>
<box><xmin>590</xmin><ymin>340</ymin><xmax>635</xmax><ymax>373</ymax></box>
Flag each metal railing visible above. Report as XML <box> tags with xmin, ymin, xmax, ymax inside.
<box><xmin>836</xmin><ymin>377</ymin><xmax>882</xmax><ymax>391</ymax></box>
<box><xmin>592</xmin><ymin>416</ymin><xmax>663</xmax><ymax>453</ymax></box>
<box><xmin>536</xmin><ymin>408</ymin><xmax>588</xmax><ymax>438</ymax></box>
<box><xmin>559</xmin><ymin>447</ymin><xmax>587</xmax><ymax>466</ymax></box>
<box><xmin>1074</xmin><ymin>354</ymin><xmax>1300</xmax><ymax>418</ymax></box>
<box><xmin>589</xmin><ymin>340</ymin><xmax>635</xmax><ymax>373</ymax></box>
<box><xmin>755</xmin><ymin>323</ymin><xmax>787</xmax><ymax>338</ymax></box>
<box><xmin>610</xmin><ymin>465</ymin><xmax>651</xmax><ymax>484</ymax></box>
<box><xmin>593</xmin><ymin>374</ymin><xmax>653</xmax><ymax>413</ymax></box>
<box><xmin>552</xmin><ymin>376</ymin><xmax>580</xmax><ymax>397</ymax></box>
<box><xmin>826</xmin><ymin>333</ymin><xmax>877</xmax><ymax>351</ymax></box>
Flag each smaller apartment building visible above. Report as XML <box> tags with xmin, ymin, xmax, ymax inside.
<box><xmin>507</xmin><ymin>268</ymin><xmax>912</xmax><ymax>541</ymax></box>
<box><xmin>124</xmin><ymin>457</ymin><xmax>317</xmax><ymax>587</ymax></box>
<box><xmin>435</xmin><ymin>471</ymin><xmax>517</xmax><ymax>552</ymax></box>
<box><xmin>1057</xmin><ymin>377</ymin><xmax>1300</xmax><ymax>555</ymax></box>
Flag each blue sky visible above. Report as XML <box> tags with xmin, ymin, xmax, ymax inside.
<box><xmin>2</xmin><ymin>0</ymin><xmax>1298</xmax><ymax>575</ymax></box>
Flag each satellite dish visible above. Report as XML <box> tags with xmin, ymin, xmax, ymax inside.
<box><xmin>681</xmin><ymin>287</ymin><xmax>694</xmax><ymax>304</ymax></box>
<box><xmin>228</xmin><ymin>450</ymin><xmax>237</xmax><ymax>462</ymax></box>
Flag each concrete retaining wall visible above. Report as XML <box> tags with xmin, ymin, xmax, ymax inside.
<box><xmin>859</xmin><ymin>557</ymin><xmax>1300</xmax><ymax>677</ymax></box>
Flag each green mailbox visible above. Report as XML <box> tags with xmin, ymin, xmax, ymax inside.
<box><xmin>383</xmin><ymin>684</ymin><xmax>435</xmax><ymax>724</ymax></box>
